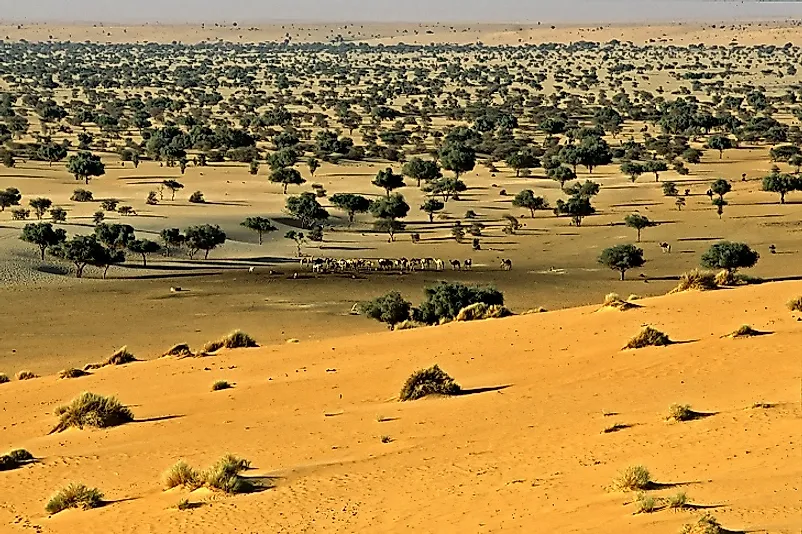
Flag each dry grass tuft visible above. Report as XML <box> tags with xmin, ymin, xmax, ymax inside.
<box><xmin>728</xmin><ymin>325</ymin><xmax>762</xmax><ymax>338</ymax></box>
<box><xmin>16</xmin><ymin>370</ymin><xmax>38</xmax><ymax>381</ymax></box>
<box><xmin>202</xmin><ymin>331</ymin><xmax>258</xmax><ymax>353</ymax></box>
<box><xmin>680</xmin><ymin>513</ymin><xmax>724</xmax><ymax>534</ymax></box>
<box><xmin>201</xmin><ymin>454</ymin><xmax>252</xmax><ymax>494</ymax></box>
<box><xmin>635</xmin><ymin>492</ymin><xmax>659</xmax><ymax>514</ymax></box>
<box><xmin>787</xmin><ymin>296</ymin><xmax>802</xmax><ymax>312</ymax></box>
<box><xmin>45</xmin><ymin>483</ymin><xmax>103</xmax><ymax>515</ymax></box>
<box><xmin>395</xmin><ymin>320</ymin><xmax>424</xmax><ymax>330</ymax></box>
<box><xmin>50</xmin><ymin>392</ymin><xmax>134</xmax><ymax>433</ymax></box>
<box><xmin>714</xmin><ymin>269</ymin><xmax>738</xmax><ymax>287</ymax></box>
<box><xmin>624</xmin><ymin>327</ymin><xmax>671</xmax><ymax>349</ymax></box>
<box><xmin>0</xmin><ymin>373</ymin><xmax>9</xmax><ymax>384</ymax></box>
<box><xmin>105</xmin><ymin>346</ymin><xmax>138</xmax><ymax>366</ymax></box>
<box><xmin>455</xmin><ymin>302</ymin><xmax>513</xmax><ymax>322</ymax></box>
<box><xmin>602</xmin><ymin>422</ymin><xmax>630</xmax><ymax>434</ymax></box>
<box><xmin>59</xmin><ymin>368</ymin><xmax>90</xmax><ymax>379</ymax></box>
<box><xmin>162</xmin><ymin>343</ymin><xmax>194</xmax><ymax>358</ymax></box>
<box><xmin>667</xmin><ymin>403</ymin><xmax>697</xmax><ymax>422</ymax></box>
<box><xmin>601</xmin><ymin>293</ymin><xmax>640</xmax><ymax>311</ymax></box>
<box><xmin>627</xmin><ymin>294</ymin><xmax>641</xmax><ymax>301</ymax></box>
<box><xmin>0</xmin><ymin>449</ymin><xmax>34</xmax><ymax>471</ymax></box>
<box><xmin>522</xmin><ymin>307</ymin><xmax>547</xmax><ymax>314</ymax></box>
<box><xmin>612</xmin><ymin>465</ymin><xmax>652</xmax><ymax>491</ymax></box>
<box><xmin>400</xmin><ymin>365</ymin><xmax>461</xmax><ymax>401</ymax></box>
<box><xmin>666</xmin><ymin>491</ymin><xmax>689</xmax><ymax>510</ymax></box>
<box><xmin>671</xmin><ymin>269</ymin><xmax>718</xmax><ymax>293</ymax></box>
<box><xmin>163</xmin><ymin>461</ymin><xmax>201</xmax><ymax>490</ymax></box>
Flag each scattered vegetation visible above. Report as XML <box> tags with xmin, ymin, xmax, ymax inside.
<box><xmin>454</xmin><ymin>302</ymin><xmax>513</xmax><ymax>322</ymax></box>
<box><xmin>51</xmin><ymin>392</ymin><xmax>134</xmax><ymax>433</ymax></box>
<box><xmin>0</xmin><ymin>449</ymin><xmax>35</xmax><ymax>471</ymax></box>
<box><xmin>212</xmin><ymin>380</ymin><xmax>232</xmax><ymax>391</ymax></box>
<box><xmin>680</xmin><ymin>513</ymin><xmax>724</xmax><ymax>534</ymax></box>
<box><xmin>16</xmin><ymin>370</ymin><xmax>37</xmax><ymax>380</ymax></box>
<box><xmin>399</xmin><ymin>365</ymin><xmax>461</xmax><ymax>401</ymax></box>
<box><xmin>104</xmin><ymin>346</ymin><xmax>137</xmax><ymax>366</ymax></box>
<box><xmin>202</xmin><ymin>331</ymin><xmax>258</xmax><ymax>353</ymax></box>
<box><xmin>163</xmin><ymin>461</ymin><xmax>201</xmax><ymax>490</ymax></box>
<box><xmin>666</xmin><ymin>491</ymin><xmax>689</xmax><ymax>510</ymax></box>
<box><xmin>635</xmin><ymin>492</ymin><xmax>659</xmax><ymax>514</ymax></box>
<box><xmin>59</xmin><ymin>368</ymin><xmax>90</xmax><ymax>379</ymax></box>
<box><xmin>728</xmin><ymin>325</ymin><xmax>763</xmax><ymax>338</ymax></box>
<box><xmin>667</xmin><ymin>404</ymin><xmax>698</xmax><ymax>422</ymax></box>
<box><xmin>672</xmin><ymin>269</ymin><xmax>718</xmax><ymax>293</ymax></box>
<box><xmin>787</xmin><ymin>297</ymin><xmax>802</xmax><ymax>312</ymax></box>
<box><xmin>601</xmin><ymin>292</ymin><xmax>640</xmax><ymax>311</ymax></box>
<box><xmin>163</xmin><ymin>455</ymin><xmax>254</xmax><ymax>494</ymax></box>
<box><xmin>162</xmin><ymin>343</ymin><xmax>194</xmax><ymax>358</ymax></box>
<box><xmin>358</xmin><ymin>291</ymin><xmax>412</xmax><ymax>330</ymax></box>
<box><xmin>45</xmin><ymin>483</ymin><xmax>104</xmax><ymax>515</ymax></box>
<box><xmin>624</xmin><ymin>327</ymin><xmax>671</xmax><ymax>349</ymax></box>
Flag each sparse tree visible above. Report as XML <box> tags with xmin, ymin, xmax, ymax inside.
<box><xmin>662</xmin><ymin>181</ymin><xmax>678</xmax><ymax>197</ymax></box>
<box><xmin>372</xmin><ymin>167</ymin><xmax>406</xmax><ymax>196</ymax></box>
<box><xmin>643</xmin><ymin>160</ymin><xmax>668</xmax><ymax>182</ymax></box>
<box><xmin>307</xmin><ymin>157</ymin><xmax>320</xmax><ymax>177</ymax></box>
<box><xmin>0</xmin><ymin>187</ymin><xmax>21</xmax><ymax>211</ymax></box>
<box><xmin>50</xmin><ymin>206</ymin><xmax>67</xmax><ymax>223</ymax></box>
<box><xmin>598</xmin><ymin>244</ymin><xmax>645</xmax><ymax>280</ymax></box>
<box><xmin>128</xmin><ymin>239</ymin><xmax>162</xmax><ymax>267</ymax></box>
<box><xmin>330</xmin><ymin>193</ymin><xmax>371</xmax><ymax>224</ymax></box>
<box><xmin>270</xmin><ymin>167</ymin><xmax>305</xmax><ymax>194</ymax></box>
<box><xmin>162</xmin><ymin>180</ymin><xmax>184</xmax><ymax>201</ymax></box>
<box><xmin>701</xmin><ymin>242</ymin><xmax>759</xmax><ymax>273</ymax></box>
<box><xmin>708</xmin><ymin>135</ymin><xmax>733</xmax><ymax>159</ymax></box>
<box><xmin>403</xmin><ymin>158</ymin><xmax>442</xmax><ymax>187</ymax></box>
<box><xmin>624</xmin><ymin>214</ymin><xmax>655</xmax><ymax>242</ymax></box>
<box><xmin>20</xmin><ymin>222</ymin><xmax>66</xmax><ymax>260</ymax></box>
<box><xmin>29</xmin><ymin>197</ymin><xmax>52</xmax><ymax>220</ymax></box>
<box><xmin>285</xmin><ymin>230</ymin><xmax>305</xmax><ymax>257</ymax></box>
<box><xmin>286</xmin><ymin>192</ymin><xmax>329</xmax><ymax>229</ymax></box>
<box><xmin>185</xmin><ymin>224</ymin><xmax>227</xmax><ymax>259</ymax></box>
<box><xmin>620</xmin><ymin>161</ymin><xmax>645</xmax><ymax>182</ymax></box>
<box><xmin>240</xmin><ymin>216</ymin><xmax>278</xmax><ymax>245</ymax></box>
<box><xmin>710</xmin><ymin>179</ymin><xmax>731</xmax><ymax>200</ymax></box>
<box><xmin>512</xmin><ymin>190</ymin><xmax>549</xmax><ymax>217</ymax></box>
<box><xmin>762</xmin><ymin>171</ymin><xmax>801</xmax><ymax>204</ymax></box>
<box><xmin>358</xmin><ymin>291</ymin><xmax>411</xmax><ymax>330</ymax></box>
<box><xmin>420</xmin><ymin>198</ymin><xmax>445</xmax><ymax>222</ymax></box>
<box><xmin>66</xmin><ymin>151</ymin><xmax>105</xmax><ymax>184</ymax></box>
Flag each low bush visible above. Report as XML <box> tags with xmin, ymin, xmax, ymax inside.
<box><xmin>728</xmin><ymin>325</ymin><xmax>762</xmax><ymax>338</ymax></box>
<box><xmin>666</xmin><ymin>491</ymin><xmax>689</xmax><ymax>510</ymax></box>
<box><xmin>787</xmin><ymin>297</ymin><xmax>802</xmax><ymax>312</ymax></box>
<box><xmin>414</xmin><ymin>282</ymin><xmax>504</xmax><ymax>325</ymax></box>
<box><xmin>105</xmin><ymin>346</ymin><xmax>138</xmax><ymax>366</ymax></box>
<box><xmin>0</xmin><ymin>449</ymin><xmax>35</xmax><ymax>471</ymax></box>
<box><xmin>454</xmin><ymin>302</ymin><xmax>513</xmax><ymax>322</ymax></box>
<box><xmin>358</xmin><ymin>291</ymin><xmax>411</xmax><ymax>330</ymax></box>
<box><xmin>671</xmin><ymin>269</ymin><xmax>717</xmax><ymax>293</ymax></box>
<box><xmin>601</xmin><ymin>292</ymin><xmax>639</xmax><ymax>311</ymax></box>
<box><xmin>624</xmin><ymin>327</ymin><xmax>671</xmax><ymax>349</ymax></box>
<box><xmin>203</xmin><ymin>331</ymin><xmax>258</xmax><ymax>353</ymax></box>
<box><xmin>667</xmin><ymin>404</ymin><xmax>697</xmax><ymax>422</ymax></box>
<box><xmin>45</xmin><ymin>483</ymin><xmax>103</xmax><ymax>515</ymax></box>
<box><xmin>680</xmin><ymin>513</ymin><xmax>723</xmax><ymax>534</ymax></box>
<box><xmin>188</xmin><ymin>191</ymin><xmax>205</xmax><ymax>203</ymax></box>
<box><xmin>16</xmin><ymin>370</ymin><xmax>38</xmax><ymax>380</ymax></box>
<box><xmin>51</xmin><ymin>392</ymin><xmax>134</xmax><ymax>433</ymax></box>
<box><xmin>395</xmin><ymin>320</ymin><xmax>424</xmax><ymax>330</ymax></box>
<box><xmin>635</xmin><ymin>492</ymin><xmax>659</xmax><ymax>513</ymax></box>
<box><xmin>162</xmin><ymin>343</ymin><xmax>194</xmax><ymax>358</ymax></box>
<box><xmin>399</xmin><ymin>365</ymin><xmax>461</xmax><ymax>401</ymax></box>
<box><xmin>714</xmin><ymin>269</ymin><xmax>737</xmax><ymax>287</ymax></box>
<box><xmin>71</xmin><ymin>189</ymin><xmax>94</xmax><ymax>202</ymax></box>
<box><xmin>612</xmin><ymin>465</ymin><xmax>652</xmax><ymax>491</ymax></box>
<box><xmin>0</xmin><ymin>373</ymin><xmax>9</xmax><ymax>384</ymax></box>
<box><xmin>59</xmin><ymin>368</ymin><xmax>90</xmax><ymax>379</ymax></box>
<box><xmin>202</xmin><ymin>454</ymin><xmax>252</xmax><ymax>494</ymax></box>
<box><xmin>163</xmin><ymin>461</ymin><xmax>201</xmax><ymax>490</ymax></box>
<box><xmin>212</xmin><ymin>380</ymin><xmax>232</xmax><ymax>391</ymax></box>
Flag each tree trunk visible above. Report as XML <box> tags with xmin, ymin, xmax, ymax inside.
<box><xmin>428</xmin><ymin>213</ymin><xmax>434</xmax><ymax>223</ymax></box>
<box><xmin>781</xmin><ymin>193</ymin><xmax>786</xmax><ymax>204</ymax></box>
<box><xmin>142</xmin><ymin>254</ymin><xmax>147</xmax><ymax>267</ymax></box>
<box><xmin>40</xmin><ymin>247</ymin><xmax>46</xmax><ymax>261</ymax></box>
<box><xmin>204</xmin><ymin>250</ymin><xmax>210</xmax><ymax>259</ymax></box>
<box><xmin>76</xmin><ymin>263</ymin><xmax>85</xmax><ymax>278</ymax></box>
<box><xmin>283</xmin><ymin>184</ymin><xmax>288</xmax><ymax>194</ymax></box>
<box><xmin>258</xmin><ymin>232</ymin><xmax>263</xmax><ymax>245</ymax></box>
<box><xmin>637</xmin><ymin>229</ymin><xmax>642</xmax><ymax>242</ymax></box>
<box><xmin>620</xmin><ymin>270</ymin><xmax>626</xmax><ymax>281</ymax></box>
<box><xmin>103</xmin><ymin>265</ymin><xmax>110</xmax><ymax>279</ymax></box>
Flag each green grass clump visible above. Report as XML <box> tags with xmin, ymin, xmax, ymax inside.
<box><xmin>45</xmin><ymin>483</ymin><xmax>103</xmax><ymax>515</ymax></box>
<box><xmin>59</xmin><ymin>368</ymin><xmax>90</xmax><ymax>379</ymax></box>
<box><xmin>211</xmin><ymin>380</ymin><xmax>232</xmax><ymax>391</ymax></box>
<box><xmin>163</xmin><ymin>461</ymin><xmax>201</xmax><ymax>490</ymax></box>
<box><xmin>624</xmin><ymin>327</ymin><xmax>671</xmax><ymax>349</ymax></box>
<box><xmin>666</xmin><ymin>491</ymin><xmax>689</xmax><ymax>510</ymax></box>
<box><xmin>787</xmin><ymin>296</ymin><xmax>802</xmax><ymax>312</ymax></box>
<box><xmin>612</xmin><ymin>465</ymin><xmax>652</xmax><ymax>491</ymax></box>
<box><xmin>16</xmin><ymin>370</ymin><xmax>38</xmax><ymax>380</ymax></box>
<box><xmin>51</xmin><ymin>392</ymin><xmax>134</xmax><ymax>433</ymax></box>
<box><xmin>667</xmin><ymin>404</ymin><xmax>697</xmax><ymax>422</ymax></box>
<box><xmin>635</xmin><ymin>492</ymin><xmax>659</xmax><ymax>513</ymax></box>
<box><xmin>399</xmin><ymin>365</ymin><xmax>461</xmax><ymax>401</ymax></box>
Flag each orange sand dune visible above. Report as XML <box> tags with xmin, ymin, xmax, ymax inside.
<box><xmin>1</xmin><ymin>282</ymin><xmax>800</xmax><ymax>533</ymax></box>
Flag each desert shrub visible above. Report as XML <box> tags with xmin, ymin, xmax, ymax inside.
<box><xmin>612</xmin><ymin>465</ymin><xmax>652</xmax><ymax>491</ymax></box>
<box><xmin>202</xmin><ymin>454</ymin><xmax>252</xmax><ymax>494</ymax></box>
<box><xmin>16</xmin><ymin>370</ymin><xmax>37</xmax><ymax>380</ymax></box>
<box><xmin>667</xmin><ymin>404</ymin><xmax>696</xmax><ymax>422</ymax></box>
<box><xmin>522</xmin><ymin>307</ymin><xmax>547</xmax><ymax>314</ymax></box>
<box><xmin>59</xmin><ymin>368</ymin><xmax>90</xmax><ymax>379</ymax></box>
<box><xmin>163</xmin><ymin>461</ymin><xmax>201</xmax><ymax>490</ymax></box>
<box><xmin>45</xmin><ymin>483</ymin><xmax>103</xmax><ymax>514</ymax></box>
<box><xmin>51</xmin><ymin>392</ymin><xmax>134</xmax><ymax>433</ymax></box>
<box><xmin>212</xmin><ymin>380</ymin><xmax>232</xmax><ymax>391</ymax></box>
<box><xmin>0</xmin><ymin>455</ymin><xmax>17</xmax><ymax>471</ymax></box>
<box><xmin>399</xmin><ymin>365</ymin><xmax>461</xmax><ymax>401</ymax></box>
<box><xmin>188</xmin><ymin>191</ymin><xmax>205</xmax><ymax>203</ymax></box>
<box><xmin>454</xmin><ymin>302</ymin><xmax>513</xmax><ymax>322</ymax></box>
<box><xmin>786</xmin><ymin>297</ymin><xmax>802</xmax><ymax>312</ymax></box>
<box><xmin>666</xmin><ymin>491</ymin><xmax>689</xmax><ymax>510</ymax></box>
<box><xmin>105</xmin><ymin>346</ymin><xmax>137</xmax><ymax>366</ymax></box>
<box><xmin>7</xmin><ymin>449</ymin><xmax>33</xmax><ymax>463</ymax></box>
<box><xmin>358</xmin><ymin>291</ymin><xmax>412</xmax><ymax>330</ymax></box>
<box><xmin>701</xmin><ymin>241</ymin><xmax>759</xmax><ymax>273</ymax></box>
<box><xmin>70</xmin><ymin>189</ymin><xmax>94</xmax><ymax>202</ymax></box>
<box><xmin>177</xmin><ymin>499</ymin><xmax>192</xmax><ymax>510</ymax></box>
<box><xmin>624</xmin><ymin>327</ymin><xmax>671</xmax><ymax>349</ymax></box>
<box><xmin>202</xmin><ymin>339</ymin><xmax>224</xmax><ymax>353</ymax></box>
<box><xmin>395</xmin><ymin>320</ymin><xmax>424</xmax><ymax>330</ymax></box>
<box><xmin>627</xmin><ymin>294</ymin><xmax>641</xmax><ymax>301</ymax></box>
<box><xmin>729</xmin><ymin>325</ymin><xmax>761</xmax><ymax>338</ymax></box>
<box><xmin>203</xmin><ymin>331</ymin><xmax>257</xmax><ymax>353</ymax></box>
<box><xmin>0</xmin><ymin>373</ymin><xmax>10</xmax><ymax>384</ymax></box>
<box><xmin>162</xmin><ymin>343</ymin><xmax>194</xmax><ymax>358</ymax></box>
<box><xmin>635</xmin><ymin>492</ymin><xmax>659</xmax><ymax>513</ymax></box>
<box><xmin>672</xmin><ymin>269</ymin><xmax>718</xmax><ymax>292</ymax></box>
<box><xmin>714</xmin><ymin>269</ymin><xmax>737</xmax><ymax>286</ymax></box>
<box><xmin>414</xmin><ymin>282</ymin><xmax>504</xmax><ymax>325</ymax></box>
<box><xmin>680</xmin><ymin>513</ymin><xmax>723</xmax><ymax>534</ymax></box>
<box><xmin>601</xmin><ymin>292</ymin><xmax>639</xmax><ymax>311</ymax></box>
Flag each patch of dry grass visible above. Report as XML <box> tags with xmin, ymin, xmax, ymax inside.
<box><xmin>202</xmin><ymin>331</ymin><xmax>258</xmax><ymax>353</ymax></box>
<box><xmin>601</xmin><ymin>292</ymin><xmax>640</xmax><ymax>311</ymax></box>
<box><xmin>667</xmin><ymin>404</ymin><xmax>698</xmax><ymax>422</ymax></box>
<box><xmin>787</xmin><ymin>296</ymin><xmax>802</xmax><ymax>312</ymax></box>
<box><xmin>671</xmin><ymin>269</ymin><xmax>717</xmax><ymax>293</ymax></box>
<box><xmin>45</xmin><ymin>483</ymin><xmax>103</xmax><ymax>515</ymax></box>
<box><xmin>0</xmin><ymin>373</ymin><xmax>9</xmax><ymax>384</ymax></box>
<box><xmin>455</xmin><ymin>302</ymin><xmax>513</xmax><ymax>321</ymax></box>
<box><xmin>162</xmin><ymin>343</ymin><xmax>194</xmax><ymax>358</ymax></box>
<box><xmin>612</xmin><ymin>465</ymin><xmax>652</xmax><ymax>491</ymax></box>
<box><xmin>163</xmin><ymin>461</ymin><xmax>201</xmax><ymax>490</ymax></box>
<box><xmin>727</xmin><ymin>325</ymin><xmax>763</xmax><ymax>338</ymax></box>
<box><xmin>16</xmin><ymin>370</ymin><xmax>38</xmax><ymax>380</ymax></box>
<box><xmin>624</xmin><ymin>327</ymin><xmax>671</xmax><ymax>349</ymax></box>
<box><xmin>680</xmin><ymin>513</ymin><xmax>724</xmax><ymax>534</ymax></box>
<box><xmin>59</xmin><ymin>368</ymin><xmax>90</xmax><ymax>379</ymax></box>
<box><xmin>163</xmin><ymin>455</ymin><xmax>254</xmax><ymax>494</ymax></box>
<box><xmin>400</xmin><ymin>365</ymin><xmax>461</xmax><ymax>401</ymax></box>
<box><xmin>211</xmin><ymin>380</ymin><xmax>232</xmax><ymax>391</ymax></box>
<box><xmin>50</xmin><ymin>392</ymin><xmax>134</xmax><ymax>433</ymax></box>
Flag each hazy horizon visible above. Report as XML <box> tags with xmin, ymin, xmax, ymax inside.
<box><xmin>2</xmin><ymin>0</ymin><xmax>802</xmax><ymax>24</ymax></box>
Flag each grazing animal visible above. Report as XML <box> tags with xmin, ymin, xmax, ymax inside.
<box><xmin>248</xmin><ymin>267</ymin><xmax>255</xmax><ymax>273</ymax></box>
<box><xmin>170</xmin><ymin>287</ymin><xmax>183</xmax><ymax>293</ymax></box>
<box><xmin>464</xmin><ymin>259</ymin><xmax>473</xmax><ymax>270</ymax></box>
<box><xmin>450</xmin><ymin>260</ymin><xmax>462</xmax><ymax>271</ymax></box>
<box><xmin>659</xmin><ymin>242</ymin><xmax>672</xmax><ymax>254</ymax></box>
<box><xmin>769</xmin><ymin>244</ymin><xmax>776</xmax><ymax>254</ymax></box>
<box><xmin>434</xmin><ymin>259</ymin><xmax>445</xmax><ymax>271</ymax></box>
<box><xmin>500</xmin><ymin>259</ymin><xmax>513</xmax><ymax>271</ymax></box>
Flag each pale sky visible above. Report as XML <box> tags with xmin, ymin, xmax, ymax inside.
<box><xmin>1</xmin><ymin>0</ymin><xmax>801</xmax><ymax>24</ymax></box>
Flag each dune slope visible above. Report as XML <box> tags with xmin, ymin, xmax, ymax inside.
<box><xmin>1</xmin><ymin>282</ymin><xmax>800</xmax><ymax>533</ymax></box>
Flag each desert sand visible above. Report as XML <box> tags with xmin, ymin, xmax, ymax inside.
<box><xmin>1</xmin><ymin>281</ymin><xmax>800</xmax><ymax>533</ymax></box>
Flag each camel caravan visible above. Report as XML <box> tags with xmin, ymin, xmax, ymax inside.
<box><xmin>298</xmin><ymin>257</ymin><xmax>513</xmax><ymax>274</ymax></box>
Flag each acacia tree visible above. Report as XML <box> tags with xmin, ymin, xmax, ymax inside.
<box><xmin>420</xmin><ymin>198</ymin><xmax>445</xmax><ymax>222</ymax></box>
<box><xmin>36</xmin><ymin>143</ymin><xmax>67</xmax><ymax>167</ymax></box>
<box><xmin>0</xmin><ymin>187</ymin><xmax>21</xmax><ymax>211</ymax></box>
<box><xmin>162</xmin><ymin>180</ymin><xmax>184</xmax><ymax>200</ymax></box>
<box><xmin>643</xmin><ymin>160</ymin><xmax>668</xmax><ymax>182</ymax></box>
<box><xmin>424</xmin><ymin>176</ymin><xmax>467</xmax><ymax>202</ymax></box>
<box><xmin>49</xmin><ymin>235</ymin><xmax>113</xmax><ymax>278</ymax></box>
<box><xmin>20</xmin><ymin>222</ymin><xmax>66</xmax><ymax>260</ymax></box>
<box><xmin>160</xmin><ymin>228</ymin><xmax>185</xmax><ymax>256</ymax></box>
<box><xmin>358</xmin><ymin>291</ymin><xmax>411</xmax><ymax>330</ymax></box>
<box><xmin>620</xmin><ymin>161</ymin><xmax>644</xmax><ymax>182</ymax></box>
<box><xmin>512</xmin><ymin>190</ymin><xmax>549</xmax><ymax>217</ymax></box>
<box><xmin>270</xmin><ymin>167</ymin><xmax>305</xmax><ymax>194</ymax></box>
<box><xmin>185</xmin><ymin>224</ymin><xmax>227</xmax><ymax>259</ymax></box>
<box><xmin>29</xmin><ymin>197</ymin><xmax>52</xmax><ymax>220</ymax></box>
<box><xmin>710</xmin><ymin>179</ymin><xmax>731</xmax><ymax>200</ymax></box>
<box><xmin>284</xmin><ymin>230</ymin><xmax>305</xmax><ymax>257</ymax></box>
<box><xmin>554</xmin><ymin>195</ymin><xmax>595</xmax><ymax>226</ymax></box>
<box><xmin>372</xmin><ymin>167</ymin><xmax>406</xmax><ymax>196</ymax></box>
<box><xmin>439</xmin><ymin>142</ymin><xmax>476</xmax><ymax>178</ymax></box>
<box><xmin>330</xmin><ymin>193</ymin><xmax>371</xmax><ymax>224</ymax></box>
<box><xmin>598</xmin><ymin>244</ymin><xmax>645</xmax><ymax>280</ymax></box>
<box><xmin>240</xmin><ymin>216</ymin><xmax>278</xmax><ymax>244</ymax></box>
<box><xmin>701</xmin><ymin>242</ymin><xmax>759</xmax><ymax>273</ymax></box>
<box><xmin>624</xmin><ymin>214</ymin><xmax>655</xmax><ymax>242</ymax></box>
<box><xmin>286</xmin><ymin>192</ymin><xmax>329</xmax><ymax>229</ymax></box>
<box><xmin>762</xmin><ymin>171</ymin><xmax>801</xmax><ymax>204</ymax></box>
<box><xmin>548</xmin><ymin>165</ymin><xmax>576</xmax><ymax>189</ymax></box>
<box><xmin>369</xmin><ymin>193</ymin><xmax>410</xmax><ymax>242</ymax></box>
<box><xmin>128</xmin><ymin>239</ymin><xmax>162</xmax><ymax>267</ymax></box>
<box><xmin>66</xmin><ymin>151</ymin><xmax>105</xmax><ymax>184</ymax></box>
<box><xmin>402</xmin><ymin>158</ymin><xmax>442</xmax><ymax>187</ymax></box>
<box><xmin>708</xmin><ymin>135</ymin><xmax>733</xmax><ymax>159</ymax></box>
